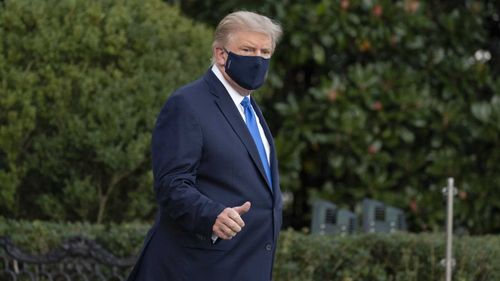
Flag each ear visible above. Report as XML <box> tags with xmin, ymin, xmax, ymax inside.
<box><xmin>214</xmin><ymin>47</ymin><xmax>227</xmax><ymax>67</ymax></box>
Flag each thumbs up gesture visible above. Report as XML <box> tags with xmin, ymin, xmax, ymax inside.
<box><xmin>212</xmin><ymin>201</ymin><xmax>252</xmax><ymax>240</ymax></box>
<box><xmin>233</xmin><ymin>201</ymin><xmax>251</xmax><ymax>215</ymax></box>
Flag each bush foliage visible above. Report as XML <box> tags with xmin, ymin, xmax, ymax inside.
<box><xmin>1</xmin><ymin>220</ymin><xmax>499</xmax><ymax>281</ymax></box>
<box><xmin>274</xmin><ymin>230</ymin><xmax>500</xmax><ymax>281</ymax></box>
<box><xmin>0</xmin><ymin>0</ymin><xmax>212</xmax><ymax>223</ymax></box>
<box><xmin>177</xmin><ymin>0</ymin><xmax>500</xmax><ymax>234</ymax></box>
<box><xmin>1</xmin><ymin>0</ymin><xmax>499</xmax><ymax>234</ymax></box>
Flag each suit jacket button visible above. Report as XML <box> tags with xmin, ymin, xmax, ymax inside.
<box><xmin>265</xmin><ymin>243</ymin><xmax>272</xmax><ymax>251</ymax></box>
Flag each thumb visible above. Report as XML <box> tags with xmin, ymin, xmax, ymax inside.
<box><xmin>233</xmin><ymin>201</ymin><xmax>251</xmax><ymax>215</ymax></box>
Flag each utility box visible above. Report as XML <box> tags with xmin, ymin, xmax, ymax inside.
<box><xmin>362</xmin><ymin>198</ymin><xmax>407</xmax><ymax>233</ymax></box>
<box><xmin>311</xmin><ymin>199</ymin><xmax>357</xmax><ymax>235</ymax></box>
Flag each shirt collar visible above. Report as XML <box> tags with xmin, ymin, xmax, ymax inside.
<box><xmin>211</xmin><ymin>64</ymin><xmax>250</xmax><ymax>106</ymax></box>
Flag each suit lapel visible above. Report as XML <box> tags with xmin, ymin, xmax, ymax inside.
<box><xmin>203</xmin><ymin>70</ymin><xmax>273</xmax><ymax>192</ymax></box>
<box><xmin>251</xmin><ymin>98</ymin><xmax>279</xmax><ymax>193</ymax></box>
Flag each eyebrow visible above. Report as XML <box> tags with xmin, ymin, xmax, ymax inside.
<box><xmin>240</xmin><ymin>45</ymin><xmax>271</xmax><ymax>52</ymax></box>
<box><xmin>240</xmin><ymin>45</ymin><xmax>256</xmax><ymax>49</ymax></box>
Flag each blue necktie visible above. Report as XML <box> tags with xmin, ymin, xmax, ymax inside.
<box><xmin>241</xmin><ymin>97</ymin><xmax>272</xmax><ymax>189</ymax></box>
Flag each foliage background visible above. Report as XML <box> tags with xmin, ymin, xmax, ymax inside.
<box><xmin>1</xmin><ymin>0</ymin><xmax>499</xmax><ymax>235</ymax></box>
<box><xmin>176</xmin><ymin>0</ymin><xmax>500</xmax><ymax>234</ymax></box>
<box><xmin>1</xmin><ymin>220</ymin><xmax>500</xmax><ymax>281</ymax></box>
<box><xmin>0</xmin><ymin>0</ymin><xmax>212</xmax><ymax>223</ymax></box>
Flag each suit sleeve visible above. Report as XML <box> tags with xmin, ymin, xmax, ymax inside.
<box><xmin>152</xmin><ymin>93</ymin><xmax>225</xmax><ymax>238</ymax></box>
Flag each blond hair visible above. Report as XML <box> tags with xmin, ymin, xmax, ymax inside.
<box><xmin>211</xmin><ymin>11</ymin><xmax>283</xmax><ymax>63</ymax></box>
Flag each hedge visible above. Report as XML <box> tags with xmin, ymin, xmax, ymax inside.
<box><xmin>1</xmin><ymin>220</ymin><xmax>499</xmax><ymax>281</ymax></box>
<box><xmin>2</xmin><ymin>0</ymin><xmax>500</xmax><ymax>235</ymax></box>
<box><xmin>0</xmin><ymin>0</ymin><xmax>212</xmax><ymax>223</ymax></box>
<box><xmin>177</xmin><ymin>0</ymin><xmax>500</xmax><ymax>234</ymax></box>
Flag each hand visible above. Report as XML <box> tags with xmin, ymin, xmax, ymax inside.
<box><xmin>212</xmin><ymin>201</ymin><xmax>251</xmax><ymax>240</ymax></box>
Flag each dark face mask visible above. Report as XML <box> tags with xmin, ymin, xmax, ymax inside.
<box><xmin>224</xmin><ymin>48</ymin><xmax>270</xmax><ymax>90</ymax></box>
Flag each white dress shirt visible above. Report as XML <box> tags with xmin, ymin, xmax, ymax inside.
<box><xmin>210</xmin><ymin>65</ymin><xmax>272</xmax><ymax>243</ymax></box>
<box><xmin>211</xmin><ymin>65</ymin><xmax>271</xmax><ymax>163</ymax></box>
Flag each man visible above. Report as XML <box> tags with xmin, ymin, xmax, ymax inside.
<box><xmin>127</xmin><ymin>11</ymin><xmax>283</xmax><ymax>281</ymax></box>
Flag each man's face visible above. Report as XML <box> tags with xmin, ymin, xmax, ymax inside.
<box><xmin>215</xmin><ymin>31</ymin><xmax>273</xmax><ymax>94</ymax></box>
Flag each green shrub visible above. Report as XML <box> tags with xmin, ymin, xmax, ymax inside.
<box><xmin>269</xmin><ymin>0</ymin><xmax>500</xmax><ymax>235</ymax></box>
<box><xmin>0</xmin><ymin>0</ymin><xmax>212</xmax><ymax>222</ymax></box>
<box><xmin>275</xmin><ymin>230</ymin><xmax>500</xmax><ymax>281</ymax></box>
<box><xmin>177</xmin><ymin>0</ymin><xmax>500</xmax><ymax>234</ymax></box>
<box><xmin>1</xmin><ymin>220</ymin><xmax>499</xmax><ymax>280</ymax></box>
<box><xmin>0</xmin><ymin>218</ymin><xmax>148</xmax><ymax>257</ymax></box>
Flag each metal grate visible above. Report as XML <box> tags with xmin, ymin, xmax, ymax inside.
<box><xmin>324</xmin><ymin>208</ymin><xmax>337</xmax><ymax>224</ymax></box>
<box><xmin>0</xmin><ymin>236</ymin><xmax>136</xmax><ymax>281</ymax></box>
<box><xmin>374</xmin><ymin>206</ymin><xmax>386</xmax><ymax>221</ymax></box>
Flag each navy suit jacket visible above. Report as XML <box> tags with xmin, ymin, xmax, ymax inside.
<box><xmin>127</xmin><ymin>69</ymin><xmax>282</xmax><ymax>281</ymax></box>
